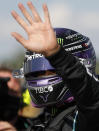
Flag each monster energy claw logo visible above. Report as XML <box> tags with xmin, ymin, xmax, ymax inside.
<box><xmin>57</xmin><ymin>38</ymin><xmax>64</xmax><ymax>45</ymax></box>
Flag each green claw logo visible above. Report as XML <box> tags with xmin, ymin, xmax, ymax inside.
<box><xmin>57</xmin><ymin>38</ymin><xmax>64</xmax><ymax>45</ymax></box>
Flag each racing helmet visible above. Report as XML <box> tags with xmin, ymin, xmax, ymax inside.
<box><xmin>14</xmin><ymin>28</ymin><xmax>96</xmax><ymax>107</ymax></box>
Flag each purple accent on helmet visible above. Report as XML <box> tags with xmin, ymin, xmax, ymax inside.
<box><xmin>24</xmin><ymin>57</ymin><xmax>54</xmax><ymax>74</ymax></box>
<box><xmin>31</xmin><ymin>101</ymin><xmax>37</xmax><ymax>107</ymax></box>
<box><xmin>28</xmin><ymin>76</ymin><xmax>62</xmax><ymax>87</ymax></box>
<box><xmin>54</xmin><ymin>28</ymin><xmax>77</xmax><ymax>36</ymax></box>
<box><xmin>64</xmin><ymin>97</ymin><xmax>74</xmax><ymax>103</ymax></box>
<box><xmin>61</xmin><ymin>89</ymin><xmax>74</xmax><ymax>103</ymax></box>
<box><xmin>31</xmin><ymin>101</ymin><xmax>45</xmax><ymax>108</ymax></box>
<box><xmin>74</xmin><ymin>47</ymin><xmax>95</xmax><ymax>59</ymax></box>
<box><xmin>74</xmin><ymin>46</ymin><xmax>96</xmax><ymax>71</ymax></box>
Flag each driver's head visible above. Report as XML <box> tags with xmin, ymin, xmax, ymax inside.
<box><xmin>0</xmin><ymin>67</ymin><xmax>21</xmax><ymax>121</ymax></box>
<box><xmin>23</xmin><ymin>28</ymin><xmax>96</xmax><ymax>107</ymax></box>
<box><xmin>0</xmin><ymin>67</ymin><xmax>21</xmax><ymax>96</ymax></box>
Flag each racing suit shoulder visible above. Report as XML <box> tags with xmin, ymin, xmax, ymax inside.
<box><xmin>46</xmin><ymin>47</ymin><xmax>99</xmax><ymax>131</ymax></box>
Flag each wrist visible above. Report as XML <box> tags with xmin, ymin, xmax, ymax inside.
<box><xmin>44</xmin><ymin>44</ymin><xmax>60</xmax><ymax>57</ymax></box>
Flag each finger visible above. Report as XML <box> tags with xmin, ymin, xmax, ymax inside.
<box><xmin>11</xmin><ymin>32</ymin><xmax>27</xmax><ymax>47</ymax></box>
<box><xmin>0</xmin><ymin>127</ymin><xmax>16</xmax><ymax>131</ymax></box>
<box><xmin>43</xmin><ymin>4</ymin><xmax>51</xmax><ymax>25</ymax></box>
<box><xmin>11</xmin><ymin>11</ymin><xmax>28</xmax><ymax>32</ymax></box>
<box><xmin>18</xmin><ymin>3</ymin><xmax>34</xmax><ymax>25</ymax></box>
<box><xmin>0</xmin><ymin>122</ymin><xmax>16</xmax><ymax>131</ymax></box>
<box><xmin>27</xmin><ymin>1</ymin><xmax>42</xmax><ymax>22</ymax></box>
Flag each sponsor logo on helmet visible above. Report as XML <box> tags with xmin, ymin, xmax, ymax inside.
<box><xmin>25</xmin><ymin>53</ymin><xmax>43</xmax><ymax>61</ymax></box>
<box><xmin>83</xmin><ymin>40</ymin><xmax>91</xmax><ymax>47</ymax></box>
<box><xmin>57</xmin><ymin>38</ymin><xmax>64</xmax><ymax>45</ymax></box>
<box><xmin>65</xmin><ymin>33</ymin><xmax>80</xmax><ymax>40</ymax></box>
<box><xmin>40</xmin><ymin>94</ymin><xmax>49</xmax><ymax>102</ymax></box>
<box><xmin>33</xmin><ymin>85</ymin><xmax>53</xmax><ymax>94</ymax></box>
<box><xmin>65</xmin><ymin>45</ymin><xmax>82</xmax><ymax>51</ymax></box>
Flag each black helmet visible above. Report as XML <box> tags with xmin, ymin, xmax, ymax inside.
<box><xmin>13</xmin><ymin>28</ymin><xmax>96</xmax><ymax>107</ymax></box>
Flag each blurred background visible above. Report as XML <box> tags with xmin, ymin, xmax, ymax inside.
<box><xmin>0</xmin><ymin>0</ymin><xmax>99</xmax><ymax>73</ymax></box>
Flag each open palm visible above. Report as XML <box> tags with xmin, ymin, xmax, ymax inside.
<box><xmin>11</xmin><ymin>2</ymin><xmax>59</xmax><ymax>56</ymax></box>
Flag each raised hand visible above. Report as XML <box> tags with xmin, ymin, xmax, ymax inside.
<box><xmin>11</xmin><ymin>1</ymin><xmax>60</xmax><ymax>56</ymax></box>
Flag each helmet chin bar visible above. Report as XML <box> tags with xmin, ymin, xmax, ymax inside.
<box><xmin>26</xmin><ymin>75</ymin><xmax>70</xmax><ymax>107</ymax></box>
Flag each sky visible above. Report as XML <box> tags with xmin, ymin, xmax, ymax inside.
<box><xmin>0</xmin><ymin>0</ymin><xmax>99</xmax><ymax>63</ymax></box>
